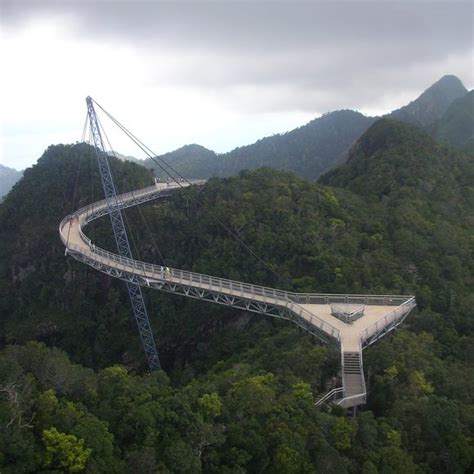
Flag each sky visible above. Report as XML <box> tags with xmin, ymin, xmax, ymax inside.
<box><xmin>1</xmin><ymin>1</ymin><xmax>473</xmax><ymax>170</ymax></box>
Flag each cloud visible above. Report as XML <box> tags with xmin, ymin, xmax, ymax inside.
<box><xmin>0</xmin><ymin>1</ymin><xmax>473</xmax><ymax>168</ymax></box>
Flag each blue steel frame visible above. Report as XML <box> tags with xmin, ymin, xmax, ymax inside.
<box><xmin>85</xmin><ymin>96</ymin><xmax>160</xmax><ymax>371</ymax></box>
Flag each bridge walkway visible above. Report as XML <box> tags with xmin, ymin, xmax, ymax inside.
<box><xmin>59</xmin><ymin>180</ymin><xmax>416</xmax><ymax>409</ymax></box>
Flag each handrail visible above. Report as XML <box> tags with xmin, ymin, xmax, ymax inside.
<box><xmin>61</xmin><ymin>232</ymin><xmax>343</xmax><ymax>341</ymax></box>
<box><xmin>314</xmin><ymin>387</ymin><xmax>344</xmax><ymax>407</ymax></box>
<box><xmin>358</xmin><ymin>339</ymin><xmax>367</xmax><ymax>399</ymax></box>
<box><xmin>60</xmin><ymin>182</ymin><xmax>412</xmax><ymax>308</ymax></box>
<box><xmin>337</xmin><ymin>393</ymin><xmax>366</xmax><ymax>407</ymax></box>
<box><xmin>359</xmin><ymin>297</ymin><xmax>416</xmax><ymax>343</ymax></box>
<box><xmin>337</xmin><ymin>339</ymin><xmax>367</xmax><ymax>407</ymax></box>
<box><xmin>59</xmin><ymin>190</ymin><xmax>412</xmax><ymax>310</ymax></box>
<box><xmin>59</xmin><ymin>181</ymin><xmax>415</xmax><ymax>348</ymax></box>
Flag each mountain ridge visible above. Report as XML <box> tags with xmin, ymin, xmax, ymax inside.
<box><xmin>319</xmin><ymin>118</ymin><xmax>474</xmax><ymax>205</ymax></box>
<box><xmin>145</xmin><ymin>75</ymin><xmax>470</xmax><ymax>181</ymax></box>
<box><xmin>148</xmin><ymin>109</ymin><xmax>376</xmax><ymax>180</ymax></box>
<box><xmin>431</xmin><ymin>89</ymin><xmax>474</xmax><ymax>152</ymax></box>
<box><xmin>0</xmin><ymin>164</ymin><xmax>23</xmax><ymax>199</ymax></box>
<box><xmin>387</xmin><ymin>75</ymin><xmax>468</xmax><ymax>127</ymax></box>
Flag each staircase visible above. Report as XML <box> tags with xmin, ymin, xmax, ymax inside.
<box><xmin>314</xmin><ymin>349</ymin><xmax>367</xmax><ymax>410</ymax></box>
<box><xmin>338</xmin><ymin>351</ymin><xmax>366</xmax><ymax>408</ymax></box>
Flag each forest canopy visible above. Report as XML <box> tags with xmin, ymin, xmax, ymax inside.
<box><xmin>0</xmin><ymin>119</ymin><xmax>473</xmax><ymax>472</ymax></box>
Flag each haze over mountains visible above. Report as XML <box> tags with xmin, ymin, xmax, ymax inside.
<box><xmin>145</xmin><ymin>75</ymin><xmax>472</xmax><ymax>181</ymax></box>
<box><xmin>0</xmin><ymin>74</ymin><xmax>471</xmax><ymax>201</ymax></box>
<box><xmin>0</xmin><ymin>164</ymin><xmax>23</xmax><ymax>200</ymax></box>
<box><xmin>387</xmin><ymin>74</ymin><xmax>467</xmax><ymax>127</ymax></box>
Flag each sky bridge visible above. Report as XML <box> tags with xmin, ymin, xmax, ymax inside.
<box><xmin>59</xmin><ymin>180</ymin><xmax>416</xmax><ymax>410</ymax></box>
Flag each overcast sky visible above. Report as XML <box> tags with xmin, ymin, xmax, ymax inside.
<box><xmin>1</xmin><ymin>1</ymin><xmax>473</xmax><ymax>170</ymax></box>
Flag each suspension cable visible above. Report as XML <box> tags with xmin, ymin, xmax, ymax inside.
<box><xmin>88</xmin><ymin>127</ymin><xmax>96</xmax><ymax>241</ymax></box>
<box><xmin>91</xmin><ymin>98</ymin><xmax>285</xmax><ymax>283</ymax></box>
<box><xmin>97</xmin><ymin>114</ymin><xmax>165</xmax><ymax>265</ymax></box>
<box><xmin>94</xmin><ymin>101</ymin><xmax>187</xmax><ymax>183</ymax></box>
<box><xmin>81</xmin><ymin>111</ymin><xmax>89</xmax><ymax>143</ymax></box>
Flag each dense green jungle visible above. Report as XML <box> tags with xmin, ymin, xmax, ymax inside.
<box><xmin>0</xmin><ymin>117</ymin><xmax>473</xmax><ymax>473</ymax></box>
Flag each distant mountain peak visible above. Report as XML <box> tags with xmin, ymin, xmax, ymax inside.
<box><xmin>349</xmin><ymin>118</ymin><xmax>434</xmax><ymax>159</ymax></box>
<box><xmin>319</xmin><ymin>118</ymin><xmax>446</xmax><ymax>199</ymax></box>
<box><xmin>431</xmin><ymin>74</ymin><xmax>466</xmax><ymax>90</ymax></box>
<box><xmin>0</xmin><ymin>163</ymin><xmax>21</xmax><ymax>174</ymax></box>
<box><xmin>177</xmin><ymin>144</ymin><xmax>213</xmax><ymax>152</ymax></box>
<box><xmin>0</xmin><ymin>164</ymin><xmax>23</xmax><ymax>199</ymax></box>
<box><xmin>388</xmin><ymin>75</ymin><xmax>467</xmax><ymax>128</ymax></box>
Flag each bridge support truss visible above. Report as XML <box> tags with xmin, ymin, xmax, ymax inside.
<box><xmin>85</xmin><ymin>97</ymin><xmax>160</xmax><ymax>371</ymax></box>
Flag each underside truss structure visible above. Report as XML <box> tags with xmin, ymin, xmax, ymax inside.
<box><xmin>60</xmin><ymin>167</ymin><xmax>416</xmax><ymax>408</ymax></box>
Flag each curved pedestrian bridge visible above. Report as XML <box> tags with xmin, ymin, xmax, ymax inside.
<box><xmin>59</xmin><ymin>180</ymin><xmax>416</xmax><ymax>409</ymax></box>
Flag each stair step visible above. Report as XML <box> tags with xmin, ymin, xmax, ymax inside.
<box><xmin>341</xmin><ymin>352</ymin><xmax>366</xmax><ymax>408</ymax></box>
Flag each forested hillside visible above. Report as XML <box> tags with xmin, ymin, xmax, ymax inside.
<box><xmin>387</xmin><ymin>75</ymin><xmax>467</xmax><ymax>127</ymax></box>
<box><xmin>431</xmin><ymin>90</ymin><xmax>474</xmax><ymax>152</ymax></box>
<box><xmin>143</xmin><ymin>75</ymin><xmax>470</xmax><ymax>183</ymax></box>
<box><xmin>1</xmin><ymin>119</ymin><xmax>473</xmax><ymax>472</ymax></box>
<box><xmin>146</xmin><ymin>144</ymin><xmax>219</xmax><ymax>180</ymax></box>
<box><xmin>147</xmin><ymin>110</ymin><xmax>375</xmax><ymax>181</ymax></box>
<box><xmin>0</xmin><ymin>144</ymin><xmax>153</xmax><ymax>368</ymax></box>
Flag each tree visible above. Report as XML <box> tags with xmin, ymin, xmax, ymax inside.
<box><xmin>198</xmin><ymin>392</ymin><xmax>222</xmax><ymax>419</ymax></box>
<box><xmin>331</xmin><ymin>417</ymin><xmax>353</xmax><ymax>451</ymax></box>
<box><xmin>42</xmin><ymin>427</ymin><xmax>91</xmax><ymax>473</ymax></box>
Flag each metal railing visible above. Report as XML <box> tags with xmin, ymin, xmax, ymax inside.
<box><xmin>359</xmin><ymin>297</ymin><xmax>416</xmax><ymax>343</ymax></box>
<box><xmin>289</xmin><ymin>293</ymin><xmax>408</xmax><ymax>306</ymax></box>
<box><xmin>61</xmin><ymin>236</ymin><xmax>343</xmax><ymax>341</ymax></box>
<box><xmin>359</xmin><ymin>339</ymin><xmax>367</xmax><ymax>401</ymax></box>
<box><xmin>59</xmin><ymin>181</ymin><xmax>415</xmax><ymax>348</ymax></box>
<box><xmin>338</xmin><ymin>392</ymin><xmax>366</xmax><ymax>408</ymax></box>
<box><xmin>314</xmin><ymin>387</ymin><xmax>344</xmax><ymax>407</ymax></box>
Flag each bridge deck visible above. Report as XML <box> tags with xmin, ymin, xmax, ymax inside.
<box><xmin>300</xmin><ymin>304</ymin><xmax>395</xmax><ymax>352</ymax></box>
<box><xmin>59</xmin><ymin>180</ymin><xmax>416</xmax><ymax>408</ymax></box>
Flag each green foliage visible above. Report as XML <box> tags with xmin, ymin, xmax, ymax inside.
<box><xmin>42</xmin><ymin>426</ymin><xmax>91</xmax><ymax>472</ymax></box>
<box><xmin>0</xmin><ymin>143</ymin><xmax>153</xmax><ymax>369</ymax></box>
<box><xmin>388</xmin><ymin>74</ymin><xmax>467</xmax><ymax>128</ymax></box>
<box><xmin>146</xmin><ymin>144</ymin><xmax>218</xmax><ymax>180</ymax></box>
<box><xmin>0</xmin><ymin>119</ymin><xmax>473</xmax><ymax>472</ymax></box>
<box><xmin>432</xmin><ymin>90</ymin><xmax>474</xmax><ymax>152</ymax></box>
<box><xmin>147</xmin><ymin>110</ymin><xmax>375</xmax><ymax>181</ymax></box>
<box><xmin>198</xmin><ymin>392</ymin><xmax>222</xmax><ymax>419</ymax></box>
<box><xmin>331</xmin><ymin>417</ymin><xmax>353</xmax><ymax>451</ymax></box>
<box><xmin>145</xmin><ymin>76</ymin><xmax>471</xmax><ymax>183</ymax></box>
<box><xmin>292</xmin><ymin>382</ymin><xmax>313</xmax><ymax>403</ymax></box>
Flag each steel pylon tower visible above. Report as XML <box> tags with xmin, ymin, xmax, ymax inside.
<box><xmin>85</xmin><ymin>96</ymin><xmax>160</xmax><ymax>371</ymax></box>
